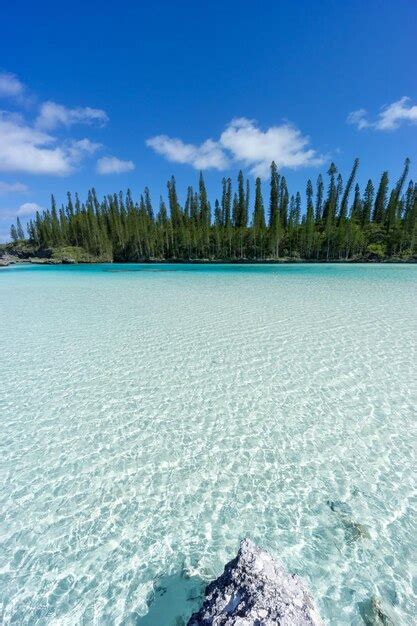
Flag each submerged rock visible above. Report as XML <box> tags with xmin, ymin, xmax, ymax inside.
<box><xmin>327</xmin><ymin>500</ymin><xmax>372</xmax><ymax>543</ymax></box>
<box><xmin>327</xmin><ymin>500</ymin><xmax>353</xmax><ymax>516</ymax></box>
<box><xmin>358</xmin><ymin>595</ymin><xmax>395</xmax><ymax>625</ymax></box>
<box><xmin>187</xmin><ymin>539</ymin><xmax>322</xmax><ymax>625</ymax></box>
<box><xmin>343</xmin><ymin>521</ymin><xmax>372</xmax><ymax>544</ymax></box>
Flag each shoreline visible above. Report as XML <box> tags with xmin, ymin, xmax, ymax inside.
<box><xmin>1</xmin><ymin>244</ymin><xmax>416</xmax><ymax>267</ymax></box>
<box><xmin>0</xmin><ymin>259</ymin><xmax>417</xmax><ymax>269</ymax></box>
<box><xmin>1</xmin><ymin>257</ymin><xmax>416</xmax><ymax>267</ymax></box>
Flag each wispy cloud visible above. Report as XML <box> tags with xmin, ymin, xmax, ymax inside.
<box><xmin>376</xmin><ymin>97</ymin><xmax>417</xmax><ymax>130</ymax></box>
<box><xmin>36</xmin><ymin>101</ymin><xmax>109</xmax><ymax>131</ymax></box>
<box><xmin>96</xmin><ymin>156</ymin><xmax>135</xmax><ymax>174</ymax></box>
<box><xmin>0</xmin><ymin>201</ymin><xmax>44</xmax><ymax>221</ymax></box>
<box><xmin>147</xmin><ymin>117</ymin><xmax>324</xmax><ymax>177</ymax></box>
<box><xmin>348</xmin><ymin>97</ymin><xmax>417</xmax><ymax>131</ymax></box>
<box><xmin>0</xmin><ymin>72</ymin><xmax>25</xmax><ymax>98</ymax></box>
<box><xmin>347</xmin><ymin>109</ymin><xmax>370</xmax><ymax>130</ymax></box>
<box><xmin>0</xmin><ymin>181</ymin><xmax>28</xmax><ymax>194</ymax></box>
<box><xmin>146</xmin><ymin>136</ymin><xmax>229</xmax><ymax>170</ymax></box>
<box><xmin>66</xmin><ymin>138</ymin><xmax>102</xmax><ymax>163</ymax></box>
<box><xmin>16</xmin><ymin>202</ymin><xmax>43</xmax><ymax>215</ymax></box>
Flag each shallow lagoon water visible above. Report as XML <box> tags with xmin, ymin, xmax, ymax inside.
<box><xmin>0</xmin><ymin>263</ymin><xmax>416</xmax><ymax>625</ymax></box>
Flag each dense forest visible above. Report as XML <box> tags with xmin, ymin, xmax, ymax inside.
<box><xmin>8</xmin><ymin>158</ymin><xmax>417</xmax><ymax>262</ymax></box>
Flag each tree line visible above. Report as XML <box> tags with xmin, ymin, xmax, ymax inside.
<box><xmin>9</xmin><ymin>158</ymin><xmax>417</xmax><ymax>261</ymax></box>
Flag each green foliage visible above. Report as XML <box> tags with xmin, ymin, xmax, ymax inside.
<box><xmin>51</xmin><ymin>246</ymin><xmax>112</xmax><ymax>263</ymax></box>
<box><xmin>367</xmin><ymin>243</ymin><xmax>386</xmax><ymax>259</ymax></box>
<box><xmin>10</xmin><ymin>224</ymin><xmax>18</xmax><ymax>242</ymax></box>
<box><xmin>8</xmin><ymin>158</ymin><xmax>416</xmax><ymax>262</ymax></box>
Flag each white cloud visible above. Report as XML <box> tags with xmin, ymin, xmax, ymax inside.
<box><xmin>0</xmin><ymin>113</ymin><xmax>102</xmax><ymax>175</ymax></box>
<box><xmin>66</xmin><ymin>138</ymin><xmax>102</xmax><ymax>163</ymax></box>
<box><xmin>146</xmin><ymin>117</ymin><xmax>323</xmax><ymax>177</ymax></box>
<box><xmin>376</xmin><ymin>97</ymin><xmax>417</xmax><ymax>130</ymax></box>
<box><xmin>0</xmin><ymin>72</ymin><xmax>25</xmax><ymax>98</ymax></box>
<box><xmin>146</xmin><ymin>136</ymin><xmax>230</xmax><ymax>170</ymax></box>
<box><xmin>0</xmin><ymin>202</ymin><xmax>44</xmax><ymax>221</ymax></box>
<box><xmin>96</xmin><ymin>156</ymin><xmax>135</xmax><ymax>174</ymax></box>
<box><xmin>0</xmin><ymin>112</ymin><xmax>73</xmax><ymax>175</ymax></box>
<box><xmin>0</xmin><ymin>71</ymin><xmax>109</xmax><ymax>177</ymax></box>
<box><xmin>17</xmin><ymin>202</ymin><xmax>43</xmax><ymax>215</ymax></box>
<box><xmin>347</xmin><ymin>108</ymin><xmax>370</xmax><ymax>130</ymax></box>
<box><xmin>0</xmin><ymin>72</ymin><xmax>108</xmax><ymax>176</ymax></box>
<box><xmin>36</xmin><ymin>101</ymin><xmax>109</xmax><ymax>130</ymax></box>
<box><xmin>220</xmin><ymin>118</ymin><xmax>324</xmax><ymax>177</ymax></box>
<box><xmin>348</xmin><ymin>97</ymin><xmax>417</xmax><ymax>131</ymax></box>
<box><xmin>0</xmin><ymin>181</ymin><xmax>28</xmax><ymax>194</ymax></box>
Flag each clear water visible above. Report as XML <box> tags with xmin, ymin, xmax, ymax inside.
<box><xmin>0</xmin><ymin>263</ymin><xmax>416</xmax><ymax>625</ymax></box>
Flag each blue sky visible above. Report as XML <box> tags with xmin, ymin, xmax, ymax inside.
<box><xmin>0</xmin><ymin>0</ymin><xmax>416</xmax><ymax>240</ymax></box>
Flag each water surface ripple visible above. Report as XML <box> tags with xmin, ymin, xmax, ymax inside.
<box><xmin>0</xmin><ymin>264</ymin><xmax>416</xmax><ymax>624</ymax></box>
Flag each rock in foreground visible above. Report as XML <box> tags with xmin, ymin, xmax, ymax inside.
<box><xmin>188</xmin><ymin>539</ymin><xmax>322</xmax><ymax>625</ymax></box>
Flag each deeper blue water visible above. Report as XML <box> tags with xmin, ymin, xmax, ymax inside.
<box><xmin>0</xmin><ymin>263</ymin><xmax>416</xmax><ymax>624</ymax></box>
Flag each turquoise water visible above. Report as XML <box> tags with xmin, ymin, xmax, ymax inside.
<box><xmin>0</xmin><ymin>263</ymin><xmax>416</xmax><ymax>625</ymax></box>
